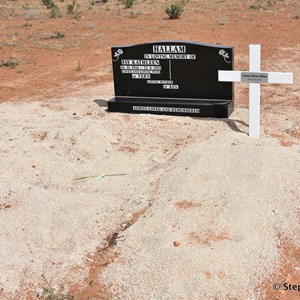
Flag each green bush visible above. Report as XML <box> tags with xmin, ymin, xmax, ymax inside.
<box><xmin>42</xmin><ymin>0</ymin><xmax>61</xmax><ymax>18</ymax></box>
<box><xmin>42</xmin><ymin>0</ymin><xmax>56</xmax><ymax>9</ymax></box>
<box><xmin>67</xmin><ymin>0</ymin><xmax>75</xmax><ymax>13</ymax></box>
<box><xmin>165</xmin><ymin>3</ymin><xmax>184</xmax><ymax>19</ymax></box>
<box><xmin>123</xmin><ymin>0</ymin><xmax>133</xmax><ymax>9</ymax></box>
<box><xmin>67</xmin><ymin>0</ymin><xmax>81</xmax><ymax>19</ymax></box>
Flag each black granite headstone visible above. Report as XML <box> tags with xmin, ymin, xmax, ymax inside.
<box><xmin>108</xmin><ymin>41</ymin><xmax>234</xmax><ymax>118</ymax></box>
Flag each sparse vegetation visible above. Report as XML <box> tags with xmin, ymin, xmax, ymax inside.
<box><xmin>76</xmin><ymin>61</ymin><xmax>81</xmax><ymax>71</ymax></box>
<box><xmin>250</xmin><ymin>4</ymin><xmax>265</xmax><ymax>11</ymax></box>
<box><xmin>129</xmin><ymin>10</ymin><xmax>143</xmax><ymax>18</ymax></box>
<box><xmin>250</xmin><ymin>0</ymin><xmax>282</xmax><ymax>11</ymax></box>
<box><xmin>54</xmin><ymin>31</ymin><xmax>65</xmax><ymax>38</ymax></box>
<box><xmin>122</xmin><ymin>0</ymin><xmax>134</xmax><ymax>9</ymax></box>
<box><xmin>67</xmin><ymin>0</ymin><xmax>75</xmax><ymax>13</ymax></box>
<box><xmin>42</xmin><ymin>0</ymin><xmax>62</xmax><ymax>18</ymax></box>
<box><xmin>36</xmin><ymin>285</ymin><xmax>74</xmax><ymax>300</ymax></box>
<box><xmin>25</xmin><ymin>7</ymin><xmax>38</xmax><ymax>20</ymax></box>
<box><xmin>165</xmin><ymin>2</ymin><xmax>184</xmax><ymax>19</ymax></box>
<box><xmin>67</xmin><ymin>0</ymin><xmax>81</xmax><ymax>19</ymax></box>
<box><xmin>49</xmin><ymin>6</ymin><xmax>62</xmax><ymax>18</ymax></box>
<box><xmin>22</xmin><ymin>4</ymin><xmax>31</xmax><ymax>10</ymax></box>
<box><xmin>43</xmin><ymin>31</ymin><xmax>65</xmax><ymax>39</ymax></box>
<box><xmin>219</xmin><ymin>12</ymin><xmax>228</xmax><ymax>25</ymax></box>
<box><xmin>0</xmin><ymin>59</ymin><xmax>20</xmax><ymax>68</ymax></box>
<box><xmin>42</xmin><ymin>0</ymin><xmax>56</xmax><ymax>9</ymax></box>
<box><xmin>85</xmin><ymin>21</ymin><xmax>95</xmax><ymax>29</ymax></box>
<box><xmin>90</xmin><ymin>0</ymin><xmax>108</xmax><ymax>4</ymax></box>
<box><xmin>266</xmin><ymin>0</ymin><xmax>280</xmax><ymax>5</ymax></box>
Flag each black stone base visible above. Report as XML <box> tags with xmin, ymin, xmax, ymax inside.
<box><xmin>108</xmin><ymin>97</ymin><xmax>234</xmax><ymax>118</ymax></box>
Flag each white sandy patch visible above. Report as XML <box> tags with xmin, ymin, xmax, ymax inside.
<box><xmin>103</xmin><ymin>133</ymin><xmax>299</xmax><ymax>299</ymax></box>
<box><xmin>0</xmin><ymin>84</ymin><xmax>299</xmax><ymax>298</ymax></box>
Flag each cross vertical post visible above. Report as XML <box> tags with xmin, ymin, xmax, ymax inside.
<box><xmin>249</xmin><ymin>45</ymin><xmax>261</xmax><ymax>138</ymax></box>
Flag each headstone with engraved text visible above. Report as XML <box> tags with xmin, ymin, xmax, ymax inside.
<box><xmin>108</xmin><ymin>41</ymin><xmax>234</xmax><ymax>118</ymax></box>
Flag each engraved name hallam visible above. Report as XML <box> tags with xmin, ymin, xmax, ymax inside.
<box><xmin>153</xmin><ymin>45</ymin><xmax>186</xmax><ymax>53</ymax></box>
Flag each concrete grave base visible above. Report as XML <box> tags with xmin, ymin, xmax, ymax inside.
<box><xmin>108</xmin><ymin>97</ymin><xmax>234</xmax><ymax>118</ymax></box>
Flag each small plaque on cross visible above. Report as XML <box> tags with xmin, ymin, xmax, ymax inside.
<box><xmin>241</xmin><ymin>72</ymin><xmax>268</xmax><ymax>83</ymax></box>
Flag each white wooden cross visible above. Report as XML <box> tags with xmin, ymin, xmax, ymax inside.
<box><xmin>218</xmin><ymin>44</ymin><xmax>293</xmax><ymax>138</ymax></box>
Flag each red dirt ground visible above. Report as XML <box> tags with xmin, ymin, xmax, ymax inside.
<box><xmin>1</xmin><ymin>0</ymin><xmax>299</xmax><ymax>105</ymax></box>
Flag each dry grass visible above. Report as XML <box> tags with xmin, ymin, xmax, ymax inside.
<box><xmin>0</xmin><ymin>0</ymin><xmax>298</xmax><ymax>20</ymax></box>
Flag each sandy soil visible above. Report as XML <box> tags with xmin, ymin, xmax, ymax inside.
<box><xmin>0</xmin><ymin>0</ymin><xmax>299</xmax><ymax>299</ymax></box>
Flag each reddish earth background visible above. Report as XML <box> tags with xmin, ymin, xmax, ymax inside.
<box><xmin>1</xmin><ymin>0</ymin><xmax>299</xmax><ymax>105</ymax></box>
<box><xmin>0</xmin><ymin>0</ymin><xmax>299</xmax><ymax>299</ymax></box>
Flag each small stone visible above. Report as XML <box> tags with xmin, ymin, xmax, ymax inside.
<box><xmin>173</xmin><ymin>241</ymin><xmax>181</xmax><ymax>247</ymax></box>
<box><xmin>286</xmin><ymin>273</ymin><xmax>292</xmax><ymax>281</ymax></box>
<box><xmin>219</xmin><ymin>271</ymin><xmax>225</xmax><ymax>279</ymax></box>
<box><xmin>204</xmin><ymin>271</ymin><xmax>211</xmax><ymax>278</ymax></box>
<box><xmin>32</xmin><ymin>165</ymin><xmax>36</xmax><ymax>168</ymax></box>
<box><xmin>86</xmin><ymin>111</ymin><xmax>92</xmax><ymax>115</ymax></box>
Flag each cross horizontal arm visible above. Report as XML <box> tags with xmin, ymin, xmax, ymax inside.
<box><xmin>267</xmin><ymin>72</ymin><xmax>293</xmax><ymax>84</ymax></box>
<box><xmin>218</xmin><ymin>71</ymin><xmax>242</xmax><ymax>82</ymax></box>
<box><xmin>218</xmin><ymin>71</ymin><xmax>293</xmax><ymax>84</ymax></box>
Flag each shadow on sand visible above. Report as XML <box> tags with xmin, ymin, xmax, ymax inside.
<box><xmin>94</xmin><ymin>99</ymin><xmax>108</xmax><ymax>108</ymax></box>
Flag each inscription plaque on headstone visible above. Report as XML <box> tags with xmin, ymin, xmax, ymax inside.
<box><xmin>108</xmin><ymin>41</ymin><xmax>234</xmax><ymax>117</ymax></box>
